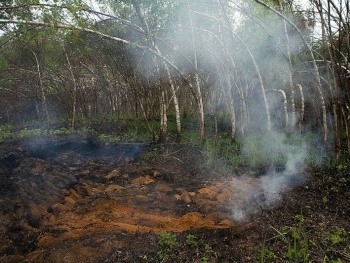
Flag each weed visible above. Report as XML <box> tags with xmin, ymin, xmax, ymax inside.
<box><xmin>284</xmin><ymin>214</ymin><xmax>310</xmax><ymax>262</ymax></box>
<box><xmin>159</xmin><ymin>232</ymin><xmax>176</xmax><ymax>248</ymax></box>
<box><xmin>264</xmin><ymin>214</ymin><xmax>350</xmax><ymax>263</ymax></box>
<box><xmin>260</xmin><ymin>240</ymin><xmax>276</xmax><ymax>262</ymax></box>
<box><xmin>322</xmin><ymin>196</ymin><xmax>329</xmax><ymax>204</ymax></box>
<box><xmin>141</xmin><ymin>149</ymin><xmax>158</xmax><ymax>161</ymax></box>
<box><xmin>158</xmin><ymin>232</ymin><xmax>177</xmax><ymax>262</ymax></box>
<box><xmin>186</xmin><ymin>234</ymin><xmax>199</xmax><ymax>247</ymax></box>
<box><xmin>266</xmin><ymin>214</ymin><xmax>311</xmax><ymax>262</ymax></box>
<box><xmin>0</xmin><ymin>124</ymin><xmax>15</xmax><ymax>141</ymax></box>
<box><xmin>327</xmin><ymin>228</ymin><xmax>346</xmax><ymax>246</ymax></box>
<box><xmin>204</xmin><ymin>244</ymin><xmax>213</xmax><ymax>253</ymax></box>
<box><xmin>18</xmin><ymin>128</ymin><xmax>46</xmax><ymax>138</ymax></box>
<box><xmin>98</xmin><ymin>134</ymin><xmax>120</xmax><ymax>142</ymax></box>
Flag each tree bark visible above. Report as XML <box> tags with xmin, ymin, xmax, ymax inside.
<box><xmin>297</xmin><ymin>84</ymin><xmax>305</xmax><ymax>129</ymax></box>
<box><xmin>131</xmin><ymin>0</ymin><xmax>181</xmax><ymax>142</ymax></box>
<box><xmin>253</xmin><ymin>0</ymin><xmax>328</xmax><ymax>141</ymax></box>
<box><xmin>279</xmin><ymin>1</ymin><xmax>296</xmax><ymax>128</ymax></box>
<box><xmin>187</xmin><ymin>0</ymin><xmax>206</xmax><ymax>141</ymax></box>
<box><xmin>159</xmin><ymin>89</ymin><xmax>167</xmax><ymax>143</ymax></box>
<box><xmin>219</xmin><ymin>0</ymin><xmax>271</xmax><ymax>132</ymax></box>
<box><xmin>64</xmin><ymin>49</ymin><xmax>78</xmax><ymax>130</ymax></box>
<box><xmin>32</xmin><ymin>51</ymin><xmax>49</xmax><ymax>122</ymax></box>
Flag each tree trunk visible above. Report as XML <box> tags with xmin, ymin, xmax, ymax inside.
<box><xmin>279</xmin><ymin>1</ymin><xmax>295</xmax><ymax>128</ymax></box>
<box><xmin>64</xmin><ymin>49</ymin><xmax>78</xmax><ymax>130</ymax></box>
<box><xmin>313</xmin><ymin>0</ymin><xmax>346</xmax><ymax>162</ymax></box>
<box><xmin>187</xmin><ymin>0</ymin><xmax>206</xmax><ymax>141</ymax></box>
<box><xmin>267</xmin><ymin>89</ymin><xmax>288</xmax><ymax>128</ymax></box>
<box><xmin>222</xmin><ymin>73</ymin><xmax>236</xmax><ymax>138</ymax></box>
<box><xmin>131</xmin><ymin>0</ymin><xmax>181</xmax><ymax>142</ymax></box>
<box><xmin>32</xmin><ymin>51</ymin><xmax>49</xmax><ymax>122</ymax></box>
<box><xmin>159</xmin><ymin>89</ymin><xmax>167</xmax><ymax>143</ymax></box>
<box><xmin>254</xmin><ymin>0</ymin><xmax>328</xmax><ymax>141</ymax></box>
<box><xmin>297</xmin><ymin>84</ymin><xmax>305</xmax><ymax>130</ymax></box>
<box><xmin>162</xmin><ymin>57</ymin><xmax>181</xmax><ymax>141</ymax></box>
<box><xmin>219</xmin><ymin>0</ymin><xmax>271</xmax><ymax>132</ymax></box>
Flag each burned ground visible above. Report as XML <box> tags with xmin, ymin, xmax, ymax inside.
<box><xmin>0</xmin><ymin>135</ymin><xmax>349</xmax><ymax>262</ymax></box>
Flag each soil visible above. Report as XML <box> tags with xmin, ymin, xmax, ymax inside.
<box><xmin>0</xmin><ymin>135</ymin><xmax>349</xmax><ymax>262</ymax></box>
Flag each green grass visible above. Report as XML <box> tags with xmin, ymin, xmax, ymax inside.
<box><xmin>156</xmin><ymin>232</ymin><xmax>220</xmax><ymax>262</ymax></box>
<box><xmin>0</xmin><ymin>124</ymin><xmax>15</xmax><ymax>141</ymax></box>
<box><xmin>260</xmin><ymin>213</ymin><xmax>350</xmax><ymax>263</ymax></box>
<box><xmin>0</xmin><ymin>114</ymin><xmax>339</xmax><ymax>169</ymax></box>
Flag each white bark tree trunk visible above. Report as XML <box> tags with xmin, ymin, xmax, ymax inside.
<box><xmin>188</xmin><ymin>0</ymin><xmax>206</xmax><ymax>141</ymax></box>
<box><xmin>279</xmin><ymin>1</ymin><xmax>296</xmax><ymax>128</ymax></box>
<box><xmin>64</xmin><ymin>48</ymin><xmax>78</xmax><ymax>130</ymax></box>
<box><xmin>32</xmin><ymin>51</ymin><xmax>49</xmax><ymax>122</ymax></box>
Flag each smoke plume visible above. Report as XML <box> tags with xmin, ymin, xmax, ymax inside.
<box><xmin>231</xmin><ymin>132</ymin><xmax>307</xmax><ymax>221</ymax></box>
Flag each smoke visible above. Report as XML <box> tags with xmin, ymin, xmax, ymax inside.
<box><xmin>106</xmin><ymin>1</ymin><xmax>326</xmax><ymax>221</ymax></box>
<box><xmin>231</xmin><ymin>131</ymin><xmax>307</xmax><ymax>221</ymax></box>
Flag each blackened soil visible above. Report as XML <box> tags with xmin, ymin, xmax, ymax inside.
<box><xmin>0</xmin><ymin>135</ymin><xmax>349</xmax><ymax>262</ymax></box>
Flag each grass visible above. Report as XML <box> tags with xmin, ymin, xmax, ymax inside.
<box><xmin>201</xmin><ymin>132</ymin><xmax>310</xmax><ymax>171</ymax></box>
<box><xmin>260</xmin><ymin>213</ymin><xmax>350</xmax><ymax>263</ymax></box>
<box><xmin>0</xmin><ymin>115</ymin><xmax>337</xmax><ymax>170</ymax></box>
<box><xmin>156</xmin><ymin>232</ymin><xmax>220</xmax><ymax>262</ymax></box>
<box><xmin>260</xmin><ymin>214</ymin><xmax>311</xmax><ymax>263</ymax></box>
<box><xmin>258</xmin><ymin>165</ymin><xmax>350</xmax><ymax>263</ymax></box>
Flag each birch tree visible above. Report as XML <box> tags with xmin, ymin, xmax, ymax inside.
<box><xmin>310</xmin><ymin>0</ymin><xmax>350</xmax><ymax>162</ymax></box>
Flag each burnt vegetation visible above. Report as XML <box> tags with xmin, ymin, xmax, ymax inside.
<box><xmin>0</xmin><ymin>0</ymin><xmax>350</xmax><ymax>262</ymax></box>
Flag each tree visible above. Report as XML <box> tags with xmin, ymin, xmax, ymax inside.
<box><xmin>310</xmin><ymin>0</ymin><xmax>350</xmax><ymax>162</ymax></box>
<box><xmin>0</xmin><ymin>0</ymin><xmax>345</xmax><ymax>155</ymax></box>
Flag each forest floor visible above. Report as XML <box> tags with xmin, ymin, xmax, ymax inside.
<box><xmin>0</xmin><ymin>134</ymin><xmax>349</xmax><ymax>263</ymax></box>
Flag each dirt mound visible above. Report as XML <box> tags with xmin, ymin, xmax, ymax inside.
<box><xmin>0</xmin><ymin>136</ymin><xmax>240</xmax><ymax>262</ymax></box>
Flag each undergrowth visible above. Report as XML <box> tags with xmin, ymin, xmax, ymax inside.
<box><xmin>156</xmin><ymin>232</ymin><xmax>220</xmax><ymax>263</ymax></box>
<box><xmin>260</xmin><ymin>213</ymin><xmax>350</xmax><ymax>262</ymax></box>
<box><xmin>0</xmin><ymin>116</ymin><xmax>336</xmax><ymax>169</ymax></box>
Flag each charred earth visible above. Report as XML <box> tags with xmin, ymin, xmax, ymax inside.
<box><xmin>0</xmin><ymin>135</ymin><xmax>349</xmax><ymax>262</ymax></box>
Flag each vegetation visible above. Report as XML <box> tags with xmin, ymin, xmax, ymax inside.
<box><xmin>156</xmin><ymin>232</ymin><xmax>222</xmax><ymax>262</ymax></box>
<box><xmin>0</xmin><ymin>0</ymin><xmax>349</xmax><ymax>262</ymax></box>
<box><xmin>0</xmin><ymin>0</ymin><xmax>348</xmax><ymax>162</ymax></box>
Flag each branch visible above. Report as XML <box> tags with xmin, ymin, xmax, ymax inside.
<box><xmin>0</xmin><ymin>18</ymin><xmax>182</xmax><ymax>74</ymax></box>
<box><xmin>252</xmin><ymin>0</ymin><xmax>328</xmax><ymax>141</ymax></box>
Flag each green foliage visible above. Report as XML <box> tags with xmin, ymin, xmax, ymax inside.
<box><xmin>89</xmin><ymin>115</ymin><xmax>157</xmax><ymax>142</ymax></box>
<box><xmin>18</xmin><ymin>128</ymin><xmax>46</xmax><ymax>138</ymax></box>
<box><xmin>243</xmin><ymin>133</ymin><xmax>296</xmax><ymax>168</ymax></box>
<box><xmin>159</xmin><ymin>232</ymin><xmax>177</xmax><ymax>249</ymax></box>
<box><xmin>158</xmin><ymin>232</ymin><xmax>177</xmax><ymax>262</ymax></box>
<box><xmin>204</xmin><ymin>244</ymin><xmax>213</xmax><ymax>253</ymax></box>
<box><xmin>260</xmin><ymin>240</ymin><xmax>276</xmax><ymax>262</ymax></box>
<box><xmin>322</xmin><ymin>226</ymin><xmax>350</xmax><ymax>262</ymax></box>
<box><xmin>141</xmin><ymin>148</ymin><xmax>159</xmax><ymax>161</ymax></box>
<box><xmin>326</xmin><ymin>228</ymin><xmax>346</xmax><ymax>246</ymax></box>
<box><xmin>0</xmin><ymin>124</ymin><xmax>15</xmax><ymax>142</ymax></box>
<box><xmin>185</xmin><ymin>234</ymin><xmax>198</xmax><ymax>247</ymax></box>
<box><xmin>199</xmin><ymin>131</ymin><xmax>309</xmax><ymax>170</ymax></box>
<box><xmin>202</xmin><ymin>134</ymin><xmax>244</xmax><ymax>168</ymax></box>
<box><xmin>264</xmin><ymin>214</ymin><xmax>311</xmax><ymax>263</ymax></box>
<box><xmin>155</xmin><ymin>232</ymin><xmax>223</xmax><ymax>262</ymax></box>
<box><xmin>261</xmin><ymin>213</ymin><xmax>350</xmax><ymax>263</ymax></box>
<box><xmin>182</xmin><ymin>130</ymin><xmax>202</xmax><ymax>146</ymax></box>
<box><xmin>98</xmin><ymin>134</ymin><xmax>121</xmax><ymax>142</ymax></box>
<box><xmin>0</xmin><ymin>54</ymin><xmax>8</xmax><ymax>70</ymax></box>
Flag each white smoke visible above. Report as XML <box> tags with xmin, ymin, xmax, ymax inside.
<box><xmin>231</xmin><ymin>132</ymin><xmax>307</xmax><ymax>222</ymax></box>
